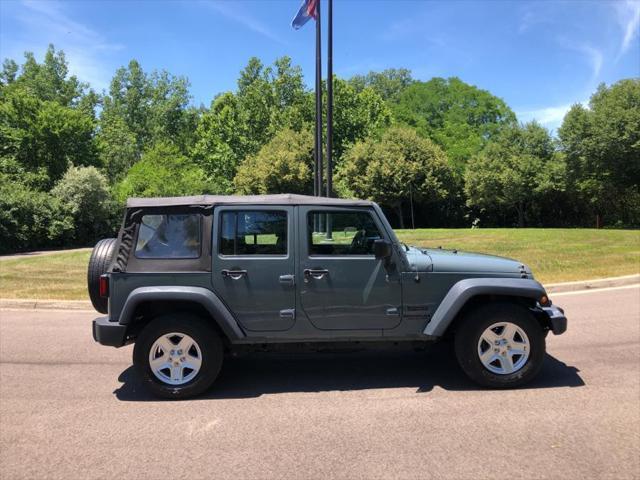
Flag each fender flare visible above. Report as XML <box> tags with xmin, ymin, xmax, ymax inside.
<box><xmin>424</xmin><ymin>278</ymin><xmax>546</xmax><ymax>337</ymax></box>
<box><xmin>117</xmin><ymin>286</ymin><xmax>245</xmax><ymax>341</ymax></box>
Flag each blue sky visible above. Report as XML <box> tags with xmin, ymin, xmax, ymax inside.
<box><xmin>1</xmin><ymin>0</ymin><xmax>639</xmax><ymax>130</ymax></box>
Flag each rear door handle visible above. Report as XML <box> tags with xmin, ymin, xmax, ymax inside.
<box><xmin>303</xmin><ymin>268</ymin><xmax>329</xmax><ymax>282</ymax></box>
<box><xmin>221</xmin><ymin>269</ymin><xmax>247</xmax><ymax>280</ymax></box>
<box><xmin>279</xmin><ymin>274</ymin><xmax>295</xmax><ymax>286</ymax></box>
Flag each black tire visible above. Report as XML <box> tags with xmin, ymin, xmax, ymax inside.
<box><xmin>133</xmin><ymin>314</ymin><xmax>223</xmax><ymax>399</ymax></box>
<box><xmin>87</xmin><ymin>238</ymin><xmax>117</xmax><ymax>313</ymax></box>
<box><xmin>454</xmin><ymin>302</ymin><xmax>545</xmax><ymax>388</ymax></box>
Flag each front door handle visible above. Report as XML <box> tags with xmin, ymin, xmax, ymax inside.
<box><xmin>221</xmin><ymin>269</ymin><xmax>247</xmax><ymax>280</ymax></box>
<box><xmin>303</xmin><ymin>268</ymin><xmax>329</xmax><ymax>282</ymax></box>
<box><xmin>279</xmin><ymin>309</ymin><xmax>295</xmax><ymax>320</ymax></box>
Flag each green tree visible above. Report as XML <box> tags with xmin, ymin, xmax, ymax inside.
<box><xmin>393</xmin><ymin>77</ymin><xmax>516</xmax><ymax>169</ymax></box>
<box><xmin>0</xmin><ymin>92</ymin><xmax>97</xmax><ymax>185</ymax></box>
<box><xmin>1</xmin><ymin>59</ymin><xmax>19</xmax><ymax>85</ymax></box>
<box><xmin>234</xmin><ymin>129</ymin><xmax>314</xmax><ymax>195</ymax></box>
<box><xmin>348</xmin><ymin>68</ymin><xmax>414</xmax><ymax>103</ymax></box>
<box><xmin>0</xmin><ymin>46</ymin><xmax>98</xmax><ymax>187</ymax></box>
<box><xmin>558</xmin><ymin>79</ymin><xmax>640</xmax><ymax>226</ymax></box>
<box><xmin>465</xmin><ymin>122</ymin><xmax>565</xmax><ymax>227</ymax></box>
<box><xmin>192</xmin><ymin>93</ymin><xmax>250</xmax><ymax>193</ymax></box>
<box><xmin>336</xmin><ymin>126</ymin><xmax>454</xmax><ymax>227</ymax></box>
<box><xmin>13</xmin><ymin>45</ymin><xmax>86</xmax><ymax>106</ymax></box>
<box><xmin>193</xmin><ymin>58</ymin><xmax>391</xmax><ymax>194</ymax></box>
<box><xmin>115</xmin><ymin>142</ymin><xmax>208</xmax><ymax>202</ymax></box>
<box><xmin>192</xmin><ymin>57</ymin><xmax>310</xmax><ymax>192</ymax></box>
<box><xmin>96</xmin><ymin>115</ymin><xmax>139</xmax><ymax>182</ymax></box>
<box><xmin>270</xmin><ymin>56</ymin><xmax>310</xmax><ymax>132</ymax></box>
<box><xmin>99</xmin><ymin>59</ymin><xmax>197</xmax><ymax>179</ymax></box>
<box><xmin>329</xmin><ymin>78</ymin><xmax>392</xmax><ymax>163</ymax></box>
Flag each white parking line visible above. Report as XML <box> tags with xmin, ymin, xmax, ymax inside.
<box><xmin>552</xmin><ymin>284</ymin><xmax>640</xmax><ymax>297</ymax></box>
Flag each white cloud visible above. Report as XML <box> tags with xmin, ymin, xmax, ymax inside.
<box><xmin>518</xmin><ymin>11</ymin><xmax>535</xmax><ymax>34</ymax></box>
<box><xmin>616</xmin><ymin>0</ymin><xmax>640</xmax><ymax>58</ymax></box>
<box><xmin>516</xmin><ymin>101</ymin><xmax>587</xmax><ymax>131</ymax></box>
<box><xmin>3</xmin><ymin>1</ymin><xmax>123</xmax><ymax>91</ymax></box>
<box><xmin>579</xmin><ymin>44</ymin><xmax>604</xmax><ymax>79</ymax></box>
<box><xmin>202</xmin><ymin>1</ymin><xmax>286</xmax><ymax>45</ymax></box>
<box><xmin>557</xmin><ymin>37</ymin><xmax>603</xmax><ymax>81</ymax></box>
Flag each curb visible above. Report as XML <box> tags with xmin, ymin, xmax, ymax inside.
<box><xmin>1</xmin><ymin>274</ymin><xmax>638</xmax><ymax>312</ymax></box>
<box><xmin>545</xmin><ymin>274</ymin><xmax>640</xmax><ymax>293</ymax></box>
<box><xmin>0</xmin><ymin>299</ymin><xmax>94</xmax><ymax>311</ymax></box>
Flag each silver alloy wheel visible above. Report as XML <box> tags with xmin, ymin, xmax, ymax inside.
<box><xmin>477</xmin><ymin>322</ymin><xmax>530</xmax><ymax>375</ymax></box>
<box><xmin>148</xmin><ymin>332</ymin><xmax>203</xmax><ymax>385</ymax></box>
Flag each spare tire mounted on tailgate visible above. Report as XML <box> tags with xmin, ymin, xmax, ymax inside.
<box><xmin>87</xmin><ymin>238</ymin><xmax>117</xmax><ymax>313</ymax></box>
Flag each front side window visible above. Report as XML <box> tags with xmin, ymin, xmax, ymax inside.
<box><xmin>308</xmin><ymin>211</ymin><xmax>382</xmax><ymax>256</ymax></box>
<box><xmin>220</xmin><ymin>211</ymin><xmax>287</xmax><ymax>256</ymax></box>
<box><xmin>135</xmin><ymin>214</ymin><xmax>201</xmax><ymax>259</ymax></box>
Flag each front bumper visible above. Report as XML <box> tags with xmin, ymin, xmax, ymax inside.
<box><xmin>541</xmin><ymin>304</ymin><xmax>567</xmax><ymax>335</ymax></box>
<box><xmin>92</xmin><ymin>317</ymin><xmax>127</xmax><ymax>347</ymax></box>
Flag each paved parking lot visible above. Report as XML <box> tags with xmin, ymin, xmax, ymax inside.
<box><xmin>1</xmin><ymin>285</ymin><xmax>639</xmax><ymax>479</ymax></box>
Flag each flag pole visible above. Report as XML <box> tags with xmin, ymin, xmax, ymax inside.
<box><xmin>326</xmin><ymin>0</ymin><xmax>333</xmax><ymax>199</ymax></box>
<box><xmin>324</xmin><ymin>0</ymin><xmax>333</xmax><ymax>238</ymax></box>
<box><xmin>314</xmin><ymin>0</ymin><xmax>323</xmax><ymax>198</ymax></box>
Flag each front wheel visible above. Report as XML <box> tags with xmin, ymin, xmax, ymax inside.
<box><xmin>454</xmin><ymin>303</ymin><xmax>545</xmax><ymax>388</ymax></box>
<box><xmin>133</xmin><ymin>314</ymin><xmax>223</xmax><ymax>399</ymax></box>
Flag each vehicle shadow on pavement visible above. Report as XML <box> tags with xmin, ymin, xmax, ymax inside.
<box><xmin>113</xmin><ymin>343</ymin><xmax>584</xmax><ymax>401</ymax></box>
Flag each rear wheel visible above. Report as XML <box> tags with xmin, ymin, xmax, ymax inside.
<box><xmin>133</xmin><ymin>314</ymin><xmax>223</xmax><ymax>399</ymax></box>
<box><xmin>87</xmin><ymin>238</ymin><xmax>117</xmax><ymax>313</ymax></box>
<box><xmin>454</xmin><ymin>302</ymin><xmax>545</xmax><ymax>388</ymax></box>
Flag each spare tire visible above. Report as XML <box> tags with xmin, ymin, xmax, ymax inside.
<box><xmin>87</xmin><ymin>238</ymin><xmax>117</xmax><ymax>314</ymax></box>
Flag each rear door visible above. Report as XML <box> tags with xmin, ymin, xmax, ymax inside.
<box><xmin>297</xmin><ymin>206</ymin><xmax>402</xmax><ymax>331</ymax></box>
<box><xmin>211</xmin><ymin>206</ymin><xmax>296</xmax><ymax>332</ymax></box>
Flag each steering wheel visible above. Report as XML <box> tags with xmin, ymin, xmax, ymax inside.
<box><xmin>350</xmin><ymin>229</ymin><xmax>367</xmax><ymax>253</ymax></box>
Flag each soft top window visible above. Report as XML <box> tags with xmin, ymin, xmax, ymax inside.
<box><xmin>135</xmin><ymin>214</ymin><xmax>201</xmax><ymax>259</ymax></box>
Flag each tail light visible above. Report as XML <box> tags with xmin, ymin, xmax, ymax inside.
<box><xmin>99</xmin><ymin>274</ymin><xmax>110</xmax><ymax>298</ymax></box>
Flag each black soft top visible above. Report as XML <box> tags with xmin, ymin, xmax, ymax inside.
<box><xmin>126</xmin><ymin>194</ymin><xmax>374</xmax><ymax>209</ymax></box>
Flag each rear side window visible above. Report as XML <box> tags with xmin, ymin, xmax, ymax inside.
<box><xmin>135</xmin><ymin>214</ymin><xmax>201</xmax><ymax>259</ymax></box>
<box><xmin>220</xmin><ymin>211</ymin><xmax>287</xmax><ymax>256</ymax></box>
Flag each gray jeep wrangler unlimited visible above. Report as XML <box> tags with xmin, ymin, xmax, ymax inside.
<box><xmin>90</xmin><ymin>194</ymin><xmax>567</xmax><ymax>399</ymax></box>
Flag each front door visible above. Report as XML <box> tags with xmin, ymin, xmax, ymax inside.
<box><xmin>298</xmin><ymin>207</ymin><xmax>402</xmax><ymax>330</ymax></box>
<box><xmin>212</xmin><ymin>206</ymin><xmax>296</xmax><ymax>332</ymax></box>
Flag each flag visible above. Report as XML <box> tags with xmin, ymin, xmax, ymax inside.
<box><xmin>291</xmin><ymin>0</ymin><xmax>317</xmax><ymax>30</ymax></box>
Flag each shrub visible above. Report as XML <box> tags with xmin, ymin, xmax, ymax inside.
<box><xmin>115</xmin><ymin>142</ymin><xmax>208</xmax><ymax>202</ymax></box>
<box><xmin>0</xmin><ymin>177</ymin><xmax>70</xmax><ymax>253</ymax></box>
<box><xmin>51</xmin><ymin>165</ymin><xmax>118</xmax><ymax>246</ymax></box>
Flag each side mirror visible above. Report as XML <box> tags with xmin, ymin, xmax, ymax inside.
<box><xmin>374</xmin><ymin>239</ymin><xmax>392</xmax><ymax>260</ymax></box>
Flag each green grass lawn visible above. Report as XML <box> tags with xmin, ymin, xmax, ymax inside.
<box><xmin>0</xmin><ymin>250</ymin><xmax>91</xmax><ymax>300</ymax></box>
<box><xmin>0</xmin><ymin>229</ymin><xmax>638</xmax><ymax>300</ymax></box>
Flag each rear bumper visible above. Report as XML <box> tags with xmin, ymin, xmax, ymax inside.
<box><xmin>541</xmin><ymin>304</ymin><xmax>567</xmax><ymax>335</ymax></box>
<box><xmin>92</xmin><ymin>317</ymin><xmax>127</xmax><ymax>347</ymax></box>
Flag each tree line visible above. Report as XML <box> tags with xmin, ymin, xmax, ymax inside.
<box><xmin>1</xmin><ymin>45</ymin><xmax>638</xmax><ymax>253</ymax></box>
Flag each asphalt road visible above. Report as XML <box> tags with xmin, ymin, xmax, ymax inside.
<box><xmin>1</xmin><ymin>285</ymin><xmax>639</xmax><ymax>480</ymax></box>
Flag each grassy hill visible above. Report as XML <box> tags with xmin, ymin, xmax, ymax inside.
<box><xmin>0</xmin><ymin>229</ymin><xmax>638</xmax><ymax>300</ymax></box>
